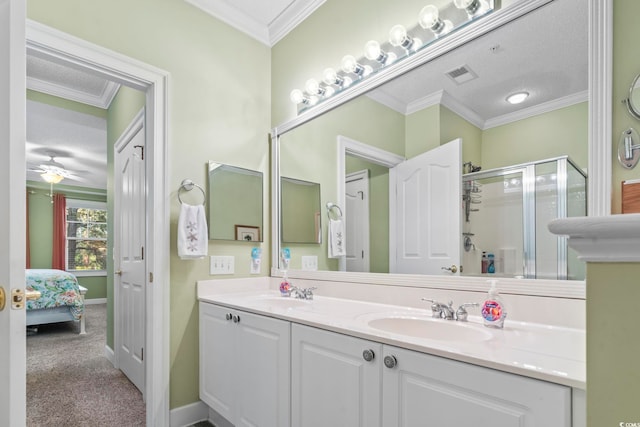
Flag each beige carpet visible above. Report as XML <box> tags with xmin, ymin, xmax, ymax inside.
<box><xmin>27</xmin><ymin>304</ymin><xmax>146</xmax><ymax>427</ymax></box>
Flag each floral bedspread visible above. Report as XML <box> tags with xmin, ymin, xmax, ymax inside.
<box><xmin>26</xmin><ymin>269</ymin><xmax>84</xmax><ymax>320</ymax></box>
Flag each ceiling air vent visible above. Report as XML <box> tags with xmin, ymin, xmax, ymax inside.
<box><xmin>446</xmin><ymin>65</ymin><xmax>478</xmax><ymax>85</ymax></box>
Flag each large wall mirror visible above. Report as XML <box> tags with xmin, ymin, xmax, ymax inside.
<box><xmin>272</xmin><ymin>0</ymin><xmax>610</xmax><ymax>296</ymax></box>
<box><xmin>208</xmin><ymin>161</ymin><xmax>263</xmax><ymax>242</ymax></box>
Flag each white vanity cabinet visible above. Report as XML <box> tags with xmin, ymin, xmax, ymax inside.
<box><xmin>199</xmin><ymin>302</ymin><xmax>291</xmax><ymax>427</ymax></box>
<box><xmin>382</xmin><ymin>345</ymin><xmax>571</xmax><ymax>426</ymax></box>
<box><xmin>291</xmin><ymin>323</ymin><xmax>571</xmax><ymax>427</ymax></box>
<box><xmin>291</xmin><ymin>324</ymin><xmax>383</xmax><ymax>427</ymax></box>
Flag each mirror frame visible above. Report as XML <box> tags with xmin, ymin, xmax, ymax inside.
<box><xmin>270</xmin><ymin>0</ymin><xmax>612</xmax><ymax>299</ymax></box>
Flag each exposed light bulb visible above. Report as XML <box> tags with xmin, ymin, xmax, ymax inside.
<box><xmin>341</xmin><ymin>55</ymin><xmax>372</xmax><ymax>77</ymax></box>
<box><xmin>364</xmin><ymin>40</ymin><xmax>397</xmax><ymax>65</ymax></box>
<box><xmin>322</xmin><ymin>68</ymin><xmax>352</xmax><ymax>88</ymax></box>
<box><xmin>305</xmin><ymin>78</ymin><xmax>326</xmax><ymax>96</ymax></box>
<box><xmin>290</xmin><ymin>89</ymin><xmax>307</xmax><ymax>105</ymax></box>
<box><xmin>418</xmin><ymin>5</ymin><xmax>452</xmax><ymax>35</ymax></box>
<box><xmin>389</xmin><ymin>24</ymin><xmax>422</xmax><ymax>51</ymax></box>
<box><xmin>506</xmin><ymin>91</ymin><xmax>529</xmax><ymax>104</ymax></box>
<box><xmin>454</xmin><ymin>0</ymin><xmax>484</xmax><ymax>16</ymax></box>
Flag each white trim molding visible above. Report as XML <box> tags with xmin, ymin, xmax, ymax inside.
<box><xmin>548</xmin><ymin>214</ymin><xmax>640</xmax><ymax>262</ymax></box>
<box><xmin>588</xmin><ymin>0</ymin><xmax>613</xmax><ymax>216</ymax></box>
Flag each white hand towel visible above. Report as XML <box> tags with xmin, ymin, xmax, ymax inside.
<box><xmin>177</xmin><ymin>203</ymin><xmax>208</xmax><ymax>260</ymax></box>
<box><xmin>328</xmin><ymin>219</ymin><xmax>346</xmax><ymax>258</ymax></box>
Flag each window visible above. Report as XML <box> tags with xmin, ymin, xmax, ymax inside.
<box><xmin>66</xmin><ymin>199</ymin><xmax>107</xmax><ymax>272</ymax></box>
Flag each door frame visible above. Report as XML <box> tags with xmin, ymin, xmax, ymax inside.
<box><xmin>26</xmin><ymin>20</ymin><xmax>170</xmax><ymax>426</ymax></box>
<box><xmin>337</xmin><ymin>135</ymin><xmax>404</xmax><ymax>272</ymax></box>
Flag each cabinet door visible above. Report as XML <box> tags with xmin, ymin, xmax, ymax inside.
<box><xmin>291</xmin><ymin>324</ymin><xmax>382</xmax><ymax>427</ymax></box>
<box><xmin>199</xmin><ymin>302</ymin><xmax>236</xmax><ymax>422</ymax></box>
<box><xmin>382</xmin><ymin>346</ymin><xmax>571</xmax><ymax>427</ymax></box>
<box><xmin>235</xmin><ymin>310</ymin><xmax>291</xmax><ymax>427</ymax></box>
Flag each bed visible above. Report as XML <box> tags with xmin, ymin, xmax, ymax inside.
<box><xmin>26</xmin><ymin>269</ymin><xmax>87</xmax><ymax>334</ymax></box>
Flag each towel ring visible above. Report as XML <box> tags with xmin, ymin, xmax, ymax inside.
<box><xmin>178</xmin><ymin>179</ymin><xmax>206</xmax><ymax>205</ymax></box>
<box><xmin>326</xmin><ymin>202</ymin><xmax>343</xmax><ymax>220</ymax></box>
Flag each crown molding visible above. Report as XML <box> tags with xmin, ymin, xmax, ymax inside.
<box><xmin>270</xmin><ymin>0</ymin><xmax>326</xmax><ymax>46</ymax></box>
<box><xmin>483</xmin><ymin>90</ymin><xmax>589</xmax><ymax>130</ymax></box>
<box><xmin>184</xmin><ymin>0</ymin><xmax>325</xmax><ymax>47</ymax></box>
<box><xmin>26</xmin><ymin>75</ymin><xmax>119</xmax><ymax>109</ymax></box>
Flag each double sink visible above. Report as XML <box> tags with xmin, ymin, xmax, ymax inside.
<box><xmin>246</xmin><ymin>294</ymin><xmax>492</xmax><ymax>343</ymax></box>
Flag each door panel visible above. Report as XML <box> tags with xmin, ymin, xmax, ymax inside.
<box><xmin>115</xmin><ymin>113</ymin><xmax>146</xmax><ymax>393</ymax></box>
<box><xmin>391</xmin><ymin>139</ymin><xmax>461</xmax><ymax>274</ymax></box>
<box><xmin>346</xmin><ymin>170</ymin><xmax>369</xmax><ymax>272</ymax></box>
<box><xmin>292</xmin><ymin>324</ymin><xmax>382</xmax><ymax>427</ymax></box>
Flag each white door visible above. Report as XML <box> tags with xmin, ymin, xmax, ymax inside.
<box><xmin>0</xmin><ymin>1</ymin><xmax>27</xmax><ymax>425</ymax></box>
<box><xmin>114</xmin><ymin>111</ymin><xmax>146</xmax><ymax>393</ymax></box>
<box><xmin>390</xmin><ymin>139</ymin><xmax>461</xmax><ymax>275</ymax></box>
<box><xmin>291</xmin><ymin>324</ymin><xmax>382</xmax><ymax>427</ymax></box>
<box><xmin>345</xmin><ymin>170</ymin><xmax>369</xmax><ymax>272</ymax></box>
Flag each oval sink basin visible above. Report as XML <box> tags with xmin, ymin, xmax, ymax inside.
<box><xmin>368</xmin><ymin>316</ymin><xmax>492</xmax><ymax>343</ymax></box>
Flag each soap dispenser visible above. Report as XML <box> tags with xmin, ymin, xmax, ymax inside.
<box><xmin>481</xmin><ymin>280</ymin><xmax>507</xmax><ymax>328</ymax></box>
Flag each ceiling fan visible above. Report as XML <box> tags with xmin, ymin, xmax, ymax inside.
<box><xmin>28</xmin><ymin>153</ymin><xmax>85</xmax><ymax>184</ymax></box>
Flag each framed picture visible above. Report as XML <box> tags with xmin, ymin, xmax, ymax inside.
<box><xmin>235</xmin><ymin>225</ymin><xmax>260</xmax><ymax>242</ymax></box>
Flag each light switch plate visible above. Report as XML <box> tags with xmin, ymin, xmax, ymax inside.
<box><xmin>210</xmin><ymin>256</ymin><xmax>235</xmax><ymax>275</ymax></box>
<box><xmin>301</xmin><ymin>255</ymin><xmax>318</xmax><ymax>271</ymax></box>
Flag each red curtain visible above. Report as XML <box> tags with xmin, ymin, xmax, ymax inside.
<box><xmin>52</xmin><ymin>193</ymin><xmax>66</xmax><ymax>270</ymax></box>
<box><xmin>26</xmin><ymin>192</ymin><xmax>30</xmax><ymax>269</ymax></box>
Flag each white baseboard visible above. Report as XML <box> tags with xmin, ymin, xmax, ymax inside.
<box><xmin>170</xmin><ymin>401</ymin><xmax>210</xmax><ymax>427</ymax></box>
<box><xmin>104</xmin><ymin>344</ymin><xmax>115</xmax><ymax>366</ymax></box>
<box><xmin>85</xmin><ymin>298</ymin><xmax>107</xmax><ymax>305</ymax></box>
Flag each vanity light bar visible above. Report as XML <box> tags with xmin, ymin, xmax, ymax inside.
<box><xmin>290</xmin><ymin>1</ymin><xmax>494</xmax><ymax>108</ymax></box>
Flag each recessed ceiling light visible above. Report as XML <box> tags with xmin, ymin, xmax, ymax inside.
<box><xmin>506</xmin><ymin>91</ymin><xmax>529</xmax><ymax>105</ymax></box>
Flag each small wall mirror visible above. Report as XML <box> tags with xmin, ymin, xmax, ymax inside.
<box><xmin>208</xmin><ymin>161</ymin><xmax>263</xmax><ymax>242</ymax></box>
<box><xmin>625</xmin><ymin>73</ymin><xmax>640</xmax><ymax>120</ymax></box>
<box><xmin>281</xmin><ymin>177</ymin><xmax>321</xmax><ymax>244</ymax></box>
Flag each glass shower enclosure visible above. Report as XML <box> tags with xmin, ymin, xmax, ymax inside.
<box><xmin>462</xmin><ymin>156</ymin><xmax>587</xmax><ymax>280</ymax></box>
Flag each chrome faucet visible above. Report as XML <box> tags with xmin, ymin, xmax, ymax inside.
<box><xmin>290</xmin><ymin>286</ymin><xmax>317</xmax><ymax>300</ymax></box>
<box><xmin>422</xmin><ymin>299</ymin><xmax>478</xmax><ymax>321</ymax></box>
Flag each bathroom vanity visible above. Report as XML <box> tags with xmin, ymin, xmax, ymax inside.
<box><xmin>198</xmin><ymin>278</ymin><xmax>585</xmax><ymax>427</ymax></box>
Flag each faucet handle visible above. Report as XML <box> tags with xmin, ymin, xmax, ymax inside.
<box><xmin>456</xmin><ymin>302</ymin><xmax>479</xmax><ymax>322</ymax></box>
<box><xmin>421</xmin><ymin>298</ymin><xmax>443</xmax><ymax>318</ymax></box>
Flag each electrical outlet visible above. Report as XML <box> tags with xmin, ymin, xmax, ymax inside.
<box><xmin>301</xmin><ymin>256</ymin><xmax>318</xmax><ymax>271</ymax></box>
<box><xmin>210</xmin><ymin>256</ymin><xmax>235</xmax><ymax>275</ymax></box>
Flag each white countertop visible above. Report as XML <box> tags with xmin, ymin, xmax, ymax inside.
<box><xmin>198</xmin><ymin>282</ymin><xmax>585</xmax><ymax>389</ymax></box>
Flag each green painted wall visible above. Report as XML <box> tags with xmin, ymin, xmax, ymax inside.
<box><xmin>405</xmin><ymin>104</ymin><xmax>440</xmax><ymax>159</ymax></box>
<box><xmin>26</xmin><ymin>181</ymin><xmax>108</xmax><ymax>299</ymax></box>
<box><xmin>28</xmin><ymin>0</ymin><xmax>271</xmax><ymax>409</ymax></box>
<box><xmin>106</xmin><ymin>85</ymin><xmax>146</xmax><ymax>351</ymax></box>
<box><xmin>440</xmin><ymin>106</ymin><xmax>482</xmax><ymax>166</ymax></box>
<box><xmin>586</xmin><ymin>262</ymin><xmax>640</xmax><ymax>425</ymax></box>
<box><xmin>482</xmin><ymin>102</ymin><xmax>588</xmax><ymax>171</ymax></box>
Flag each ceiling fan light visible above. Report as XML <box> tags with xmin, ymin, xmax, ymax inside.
<box><xmin>41</xmin><ymin>171</ymin><xmax>64</xmax><ymax>184</ymax></box>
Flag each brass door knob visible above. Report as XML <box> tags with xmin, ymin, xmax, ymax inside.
<box><xmin>0</xmin><ymin>287</ymin><xmax>5</xmax><ymax>311</ymax></box>
<box><xmin>115</xmin><ymin>270</ymin><xmax>123</xmax><ymax>275</ymax></box>
<box><xmin>441</xmin><ymin>265</ymin><xmax>458</xmax><ymax>274</ymax></box>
